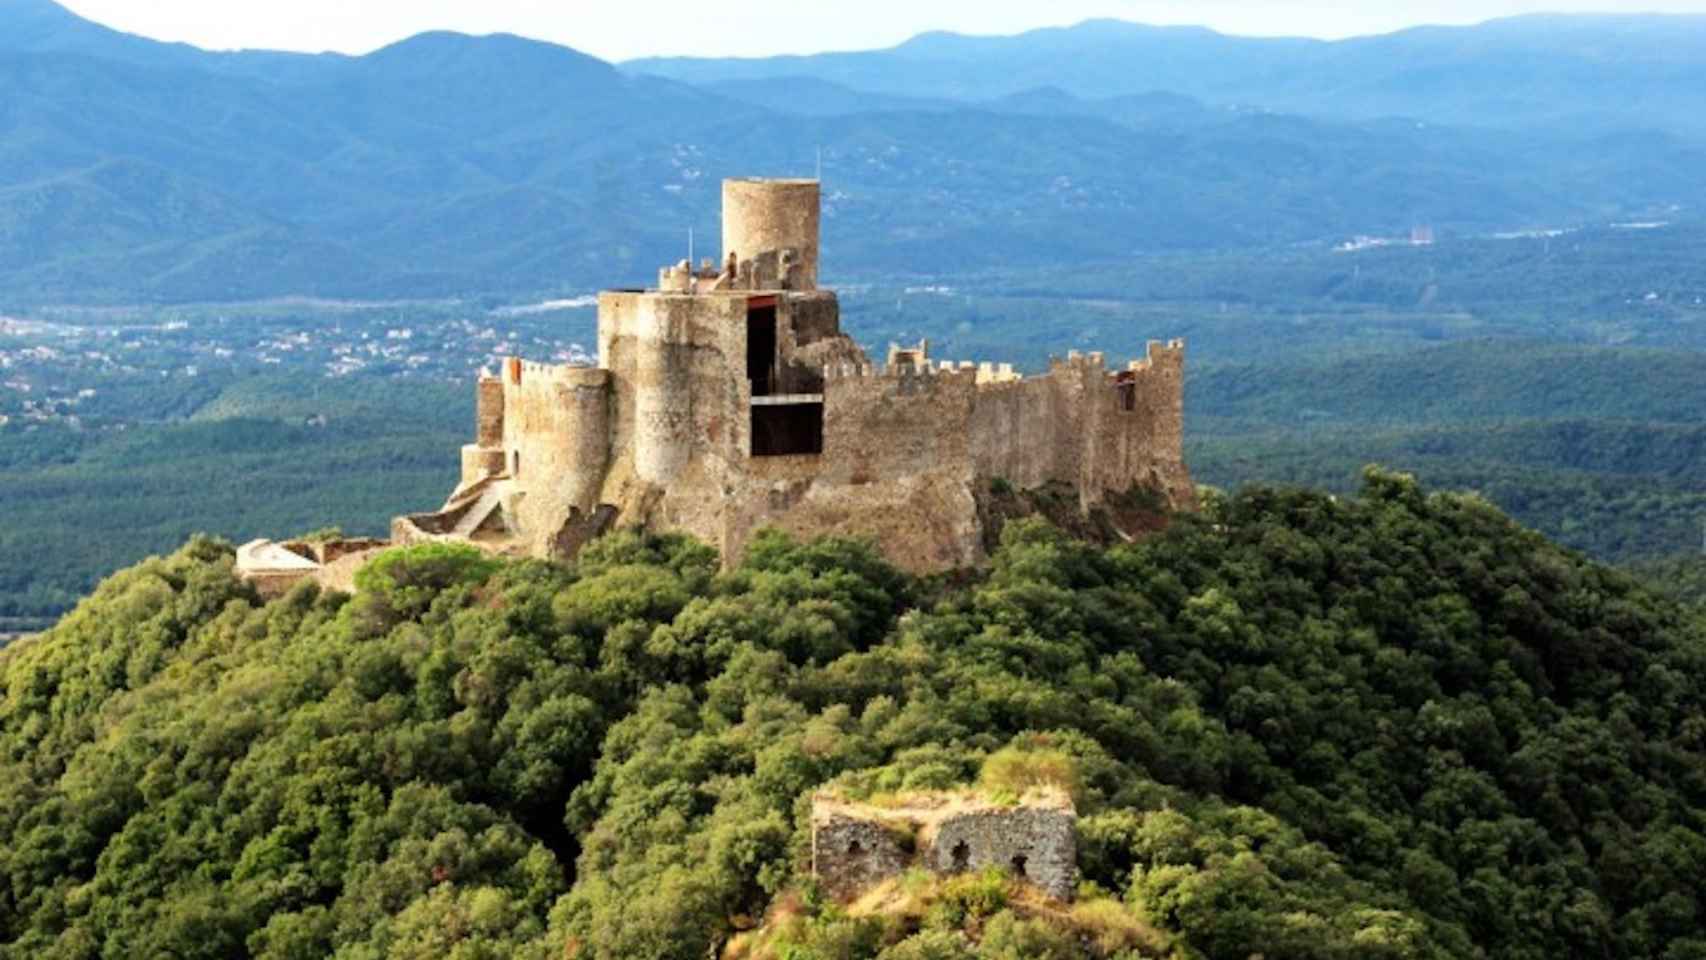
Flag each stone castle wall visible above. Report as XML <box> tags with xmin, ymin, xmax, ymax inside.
<box><xmin>437</xmin><ymin>327</ymin><xmax>1192</xmax><ymax>573</ymax></box>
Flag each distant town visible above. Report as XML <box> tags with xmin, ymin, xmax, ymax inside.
<box><xmin>0</xmin><ymin>304</ymin><xmax>596</xmax><ymax>430</ymax></box>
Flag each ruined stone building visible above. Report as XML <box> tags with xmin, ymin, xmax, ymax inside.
<box><xmin>238</xmin><ymin>176</ymin><xmax>1192</xmax><ymax>591</ymax></box>
<box><xmin>391</xmin><ymin>176</ymin><xmax>1192</xmax><ymax>573</ymax></box>
<box><xmin>810</xmin><ymin>791</ymin><xmax>1077</xmax><ymax>901</ymax></box>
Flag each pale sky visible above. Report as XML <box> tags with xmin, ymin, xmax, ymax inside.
<box><xmin>54</xmin><ymin>0</ymin><xmax>1706</xmax><ymax>62</ymax></box>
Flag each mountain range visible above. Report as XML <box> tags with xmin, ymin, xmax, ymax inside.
<box><xmin>634</xmin><ymin>15</ymin><xmax>1706</xmax><ymax>134</ymax></box>
<box><xmin>1</xmin><ymin>0</ymin><xmax>1705</xmax><ymax>304</ymax></box>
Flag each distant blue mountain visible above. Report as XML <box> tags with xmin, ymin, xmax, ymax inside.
<box><xmin>628</xmin><ymin>15</ymin><xmax>1706</xmax><ymax>134</ymax></box>
<box><xmin>0</xmin><ymin>3</ymin><xmax>1703</xmax><ymax>303</ymax></box>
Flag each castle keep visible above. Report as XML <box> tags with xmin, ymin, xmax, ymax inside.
<box><xmin>393</xmin><ymin>177</ymin><xmax>1191</xmax><ymax>572</ymax></box>
<box><xmin>239</xmin><ymin>177</ymin><xmax>1191</xmax><ymax>589</ymax></box>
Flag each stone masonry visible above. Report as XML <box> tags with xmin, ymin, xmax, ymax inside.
<box><xmin>811</xmin><ymin>790</ymin><xmax>1077</xmax><ymax>901</ymax></box>
<box><xmin>376</xmin><ymin>175</ymin><xmax>1194</xmax><ymax>575</ymax></box>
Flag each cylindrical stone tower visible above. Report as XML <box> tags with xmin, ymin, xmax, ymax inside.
<box><xmin>722</xmin><ymin>178</ymin><xmax>821</xmax><ymax>290</ymax></box>
<box><xmin>630</xmin><ymin>300</ymin><xmax>693</xmax><ymax>485</ymax></box>
<box><xmin>557</xmin><ymin>369</ymin><xmax>612</xmax><ymax>512</ymax></box>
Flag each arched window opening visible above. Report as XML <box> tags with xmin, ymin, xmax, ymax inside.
<box><xmin>951</xmin><ymin>841</ymin><xmax>970</xmax><ymax>872</ymax></box>
<box><xmin>1010</xmin><ymin>854</ymin><xmax>1029</xmax><ymax>878</ymax></box>
<box><xmin>848</xmin><ymin>840</ymin><xmax>864</xmax><ymax>857</ymax></box>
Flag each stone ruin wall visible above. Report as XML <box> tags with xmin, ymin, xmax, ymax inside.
<box><xmin>924</xmin><ymin>806</ymin><xmax>1077</xmax><ymax>901</ymax></box>
<box><xmin>811</xmin><ymin>795</ymin><xmax>1078</xmax><ymax>903</ymax></box>
<box><xmin>812</xmin><ymin>810</ymin><xmax>912</xmax><ymax>902</ymax></box>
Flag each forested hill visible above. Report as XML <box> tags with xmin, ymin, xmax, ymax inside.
<box><xmin>1</xmin><ymin>471</ymin><xmax>1702</xmax><ymax>958</ymax></box>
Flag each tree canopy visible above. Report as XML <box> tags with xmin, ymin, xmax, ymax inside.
<box><xmin>1</xmin><ymin>470</ymin><xmax>1702</xmax><ymax>959</ymax></box>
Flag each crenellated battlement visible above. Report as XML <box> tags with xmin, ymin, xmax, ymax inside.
<box><xmin>823</xmin><ymin>359</ymin><xmax>980</xmax><ymax>384</ymax></box>
<box><xmin>823</xmin><ymin>346</ymin><xmax>1182</xmax><ymax>398</ymax></box>
<box><xmin>501</xmin><ymin>356</ymin><xmax>609</xmax><ymax>389</ymax></box>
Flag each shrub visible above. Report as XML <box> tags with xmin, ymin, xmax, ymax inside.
<box><xmin>979</xmin><ymin>748</ymin><xmax>1082</xmax><ymax>804</ymax></box>
<box><xmin>352</xmin><ymin>542</ymin><xmax>500</xmax><ymax>619</ymax></box>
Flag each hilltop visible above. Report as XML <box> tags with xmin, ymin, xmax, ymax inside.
<box><xmin>0</xmin><ymin>473</ymin><xmax>1702</xmax><ymax>957</ymax></box>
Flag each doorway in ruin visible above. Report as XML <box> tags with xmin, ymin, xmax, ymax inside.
<box><xmin>747</xmin><ymin>298</ymin><xmax>778</xmax><ymax>396</ymax></box>
<box><xmin>951</xmin><ymin>841</ymin><xmax>971</xmax><ymax>872</ymax></box>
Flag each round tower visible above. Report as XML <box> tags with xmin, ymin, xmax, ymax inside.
<box><xmin>557</xmin><ymin>368</ymin><xmax>612</xmax><ymax>513</ymax></box>
<box><xmin>722</xmin><ymin>178</ymin><xmax>820</xmax><ymax>290</ymax></box>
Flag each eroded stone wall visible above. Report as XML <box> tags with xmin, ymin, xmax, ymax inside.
<box><xmin>811</xmin><ymin>793</ymin><xmax>1077</xmax><ymax>902</ymax></box>
<box><xmin>924</xmin><ymin>806</ymin><xmax>1077</xmax><ymax>901</ymax></box>
<box><xmin>811</xmin><ymin>810</ymin><xmax>911</xmax><ymax>901</ymax></box>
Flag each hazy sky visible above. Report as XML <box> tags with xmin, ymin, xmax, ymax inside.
<box><xmin>54</xmin><ymin>0</ymin><xmax>1706</xmax><ymax>61</ymax></box>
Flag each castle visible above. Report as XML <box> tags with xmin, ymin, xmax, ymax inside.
<box><xmin>239</xmin><ymin>177</ymin><xmax>1191</xmax><ymax>590</ymax></box>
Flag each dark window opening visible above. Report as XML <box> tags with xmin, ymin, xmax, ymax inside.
<box><xmin>1010</xmin><ymin>854</ymin><xmax>1028</xmax><ymax>878</ymax></box>
<box><xmin>512</xmin><ymin>451</ymin><xmax>521</xmax><ymax>477</ymax></box>
<box><xmin>1116</xmin><ymin>374</ymin><xmax>1137</xmax><ymax>412</ymax></box>
<box><xmin>752</xmin><ymin>402</ymin><xmax>823</xmax><ymax>457</ymax></box>
<box><xmin>951</xmin><ymin>841</ymin><xmax>971</xmax><ymax>872</ymax></box>
<box><xmin>747</xmin><ymin>303</ymin><xmax>778</xmax><ymax>397</ymax></box>
<box><xmin>848</xmin><ymin>840</ymin><xmax>864</xmax><ymax>857</ymax></box>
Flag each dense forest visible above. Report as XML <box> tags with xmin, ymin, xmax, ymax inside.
<box><xmin>0</xmin><ymin>401</ymin><xmax>466</xmax><ymax>621</ymax></box>
<box><xmin>1</xmin><ymin>471</ymin><xmax>1702</xmax><ymax>958</ymax></box>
